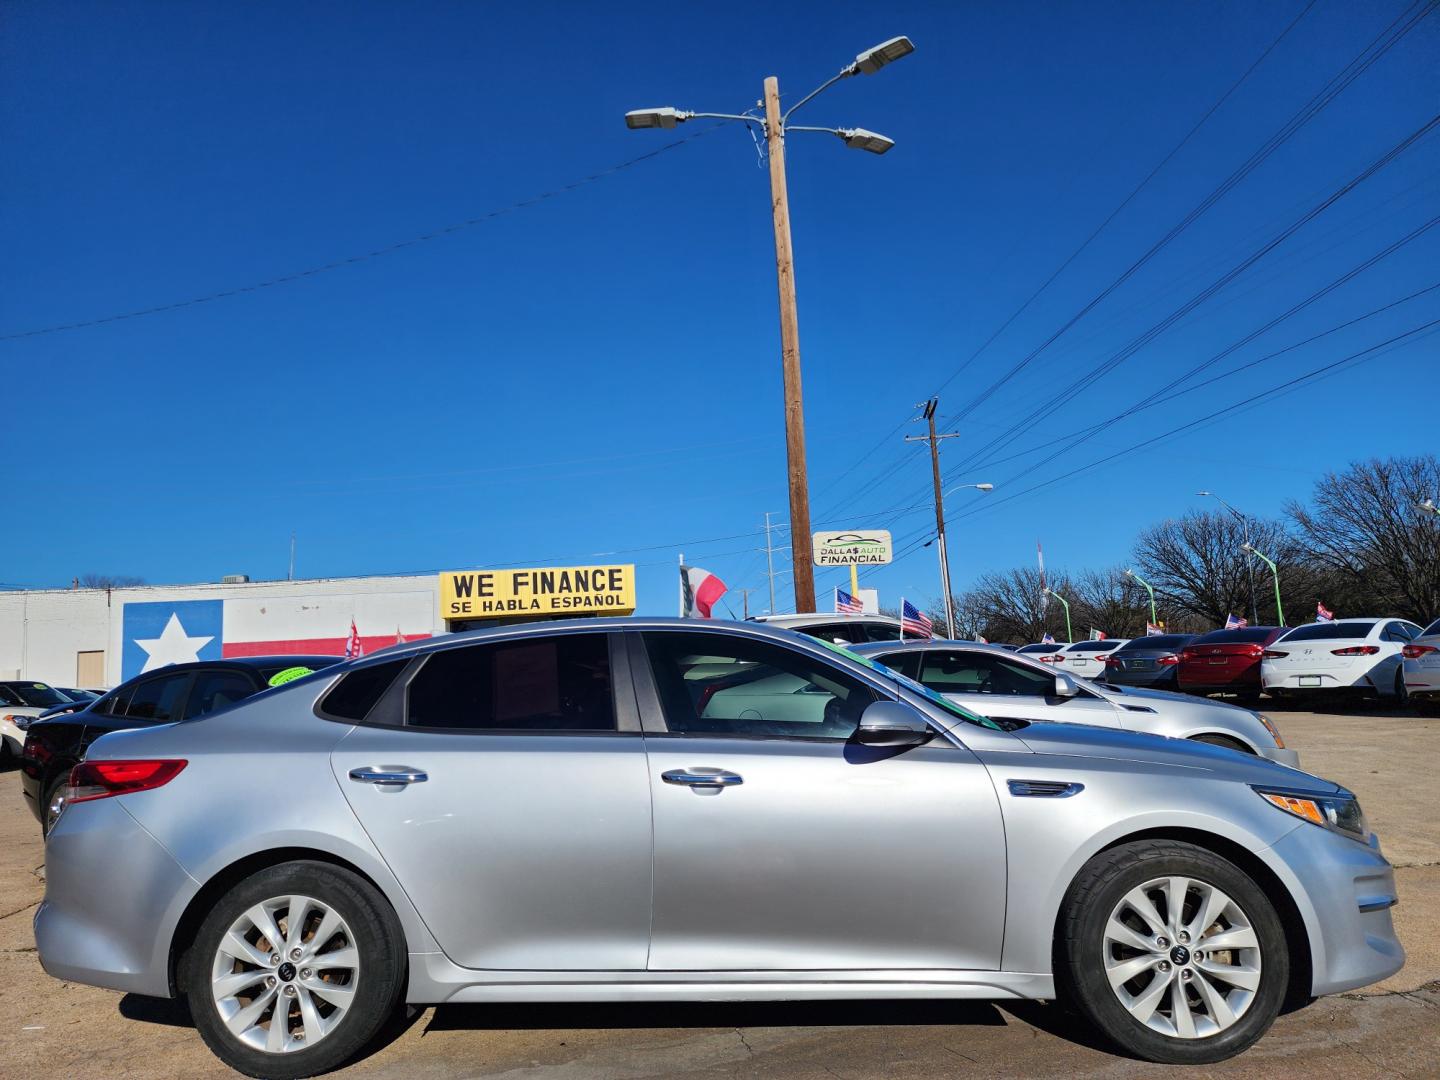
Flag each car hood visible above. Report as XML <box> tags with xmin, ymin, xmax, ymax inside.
<box><xmin>1006</xmin><ymin>719</ymin><xmax>1331</xmax><ymax>789</ymax></box>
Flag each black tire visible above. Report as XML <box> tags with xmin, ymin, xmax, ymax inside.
<box><xmin>181</xmin><ymin>861</ymin><xmax>405</xmax><ymax>1079</ymax></box>
<box><xmin>1056</xmin><ymin>839</ymin><xmax>1288</xmax><ymax>1064</ymax></box>
<box><xmin>1392</xmin><ymin>670</ymin><xmax>1409</xmax><ymax>708</ymax></box>
<box><xmin>1189</xmin><ymin>733</ymin><xmax>1254</xmax><ymax>755</ymax></box>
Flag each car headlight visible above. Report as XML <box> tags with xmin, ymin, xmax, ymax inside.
<box><xmin>1255</xmin><ymin>712</ymin><xmax>1285</xmax><ymax>748</ymax></box>
<box><xmin>1254</xmin><ymin>786</ymin><xmax>1367</xmax><ymax>841</ymax></box>
<box><xmin>4</xmin><ymin>713</ymin><xmax>30</xmax><ymax>732</ymax></box>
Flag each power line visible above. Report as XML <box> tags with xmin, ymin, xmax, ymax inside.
<box><xmin>940</xmin><ymin>0</ymin><xmax>1433</xmax><ymax>429</ymax></box>
<box><xmin>0</xmin><ymin>130</ymin><xmax>715</xmax><ymax>343</ymax></box>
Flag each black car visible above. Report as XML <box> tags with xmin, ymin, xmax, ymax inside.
<box><xmin>20</xmin><ymin>655</ymin><xmax>343</xmax><ymax>834</ymax></box>
<box><xmin>1096</xmin><ymin>633</ymin><xmax>1199</xmax><ymax>689</ymax></box>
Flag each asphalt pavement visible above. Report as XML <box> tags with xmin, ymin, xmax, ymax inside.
<box><xmin>1</xmin><ymin>706</ymin><xmax>1436</xmax><ymax>1079</ymax></box>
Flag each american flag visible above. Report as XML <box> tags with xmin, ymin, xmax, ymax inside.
<box><xmin>1225</xmin><ymin>613</ymin><xmax>1248</xmax><ymax>630</ymax></box>
<box><xmin>1316</xmin><ymin>602</ymin><xmax>1335</xmax><ymax>622</ymax></box>
<box><xmin>835</xmin><ymin>587</ymin><xmax>863</xmax><ymax>614</ymax></box>
<box><xmin>1042</xmin><ymin>632</ymin><xmax>1056</xmax><ymax>644</ymax></box>
<box><xmin>901</xmin><ymin>599</ymin><xmax>933</xmax><ymax>639</ymax></box>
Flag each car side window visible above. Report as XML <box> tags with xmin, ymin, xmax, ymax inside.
<box><xmin>804</xmin><ymin>623</ymin><xmax>867</xmax><ymax>644</ymax></box>
<box><xmin>406</xmin><ymin>634</ymin><xmax>616</xmax><ymax>731</ymax></box>
<box><xmin>123</xmin><ymin>673</ymin><xmax>192</xmax><ymax>721</ymax></box>
<box><xmin>864</xmin><ymin>623</ymin><xmax>903</xmax><ymax>642</ymax></box>
<box><xmin>183</xmin><ymin>671</ymin><xmax>257</xmax><ymax>720</ymax></box>
<box><xmin>0</xmin><ymin>686</ymin><xmax>20</xmax><ymax>706</ymax></box>
<box><xmin>917</xmin><ymin>652</ymin><xmax>1055</xmax><ymax>697</ymax></box>
<box><xmin>643</xmin><ymin>631</ymin><xmax>878</xmax><ymax>740</ymax></box>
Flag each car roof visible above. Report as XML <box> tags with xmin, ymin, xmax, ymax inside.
<box><xmin>749</xmin><ymin>613</ymin><xmax>901</xmax><ymax>624</ymax></box>
<box><xmin>112</xmin><ymin>655</ymin><xmax>346</xmax><ymax>681</ymax></box>
<box><xmin>850</xmin><ymin>639</ymin><xmax>1009</xmax><ymax>656</ymax></box>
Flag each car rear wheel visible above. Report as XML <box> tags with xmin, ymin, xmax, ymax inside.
<box><xmin>1057</xmin><ymin>839</ymin><xmax>1288</xmax><ymax>1064</ymax></box>
<box><xmin>42</xmin><ymin>775</ymin><xmax>68</xmax><ymax>838</ymax></box>
<box><xmin>1392</xmin><ymin>670</ymin><xmax>1408</xmax><ymax>707</ymax></box>
<box><xmin>182</xmin><ymin>861</ymin><xmax>405</xmax><ymax>1079</ymax></box>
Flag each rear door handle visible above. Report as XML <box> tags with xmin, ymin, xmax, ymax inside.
<box><xmin>662</xmin><ymin>768</ymin><xmax>743</xmax><ymax>788</ymax></box>
<box><xmin>348</xmin><ymin>766</ymin><xmax>428</xmax><ymax>786</ymax></box>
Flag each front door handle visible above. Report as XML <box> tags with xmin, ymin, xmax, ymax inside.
<box><xmin>348</xmin><ymin>766</ymin><xmax>428</xmax><ymax>786</ymax></box>
<box><xmin>662</xmin><ymin>768</ymin><xmax>743</xmax><ymax>788</ymax></box>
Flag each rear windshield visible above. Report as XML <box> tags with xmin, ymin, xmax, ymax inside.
<box><xmin>1424</xmin><ymin>618</ymin><xmax>1440</xmax><ymax>637</ymax></box>
<box><xmin>1118</xmin><ymin>635</ymin><xmax>1193</xmax><ymax>651</ymax></box>
<box><xmin>1280</xmin><ymin>621</ymin><xmax>1377</xmax><ymax>642</ymax></box>
<box><xmin>1068</xmin><ymin>641</ymin><xmax>1120</xmax><ymax>652</ymax></box>
<box><xmin>1017</xmin><ymin>643</ymin><xmax>1061</xmax><ymax>654</ymax></box>
<box><xmin>1191</xmin><ymin>628</ymin><xmax>1276</xmax><ymax>645</ymax></box>
<box><xmin>1</xmin><ymin>682</ymin><xmax>68</xmax><ymax>708</ymax></box>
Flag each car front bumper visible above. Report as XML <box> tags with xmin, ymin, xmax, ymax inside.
<box><xmin>1258</xmin><ymin>746</ymin><xmax>1302</xmax><ymax>769</ymax></box>
<box><xmin>35</xmin><ymin>797</ymin><xmax>198</xmax><ymax>998</ymax></box>
<box><xmin>1270</xmin><ymin>823</ymin><xmax>1404</xmax><ymax>995</ymax></box>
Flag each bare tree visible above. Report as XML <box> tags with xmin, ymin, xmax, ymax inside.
<box><xmin>1071</xmin><ymin>567</ymin><xmax>1150</xmax><ymax>639</ymax></box>
<box><xmin>1132</xmin><ymin>512</ymin><xmax>1304</xmax><ymax>627</ymax></box>
<box><xmin>1287</xmin><ymin>456</ymin><xmax>1440</xmax><ymax>622</ymax></box>
<box><xmin>959</xmin><ymin>567</ymin><xmax>1072</xmax><ymax>643</ymax></box>
<box><xmin>77</xmin><ymin>573</ymin><xmax>146</xmax><ymax>589</ymax></box>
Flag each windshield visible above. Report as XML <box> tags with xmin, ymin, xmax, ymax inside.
<box><xmin>1281</xmin><ymin>621</ymin><xmax>1376</xmax><ymax>642</ymax></box>
<box><xmin>4</xmin><ymin>682</ymin><xmax>68</xmax><ymax>708</ymax></box>
<box><xmin>815</xmin><ymin>640</ymin><xmax>1013</xmax><ymax>732</ymax></box>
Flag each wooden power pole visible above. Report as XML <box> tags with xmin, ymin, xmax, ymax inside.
<box><xmin>763</xmin><ymin>76</ymin><xmax>816</xmax><ymax>614</ymax></box>
<box><xmin>906</xmin><ymin>399</ymin><xmax>962</xmax><ymax>639</ymax></box>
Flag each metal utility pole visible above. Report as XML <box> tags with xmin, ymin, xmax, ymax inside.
<box><xmin>906</xmin><ymin>399</ymin><xmax>962</xmax><ymax>639</ymax></box>
<box><xmin>1045</xmin><ymin>588</ymin><xmax>1074</xmax><ymax>643</ymax></box>
<box><xmin>1241</xmin><ymin>543</ymin><xmax>1285</xmax><ymax>627</ymax></box>
<box><xmin>288</xmin><ymin>532</ymin><xmax>296</xmax><ymax>581</ymax></box>
<box><xmin>763</xmin><ymin>513</ymin><xmax>780</xmax><ymax>615</ymax></box>
<box><xmin>624</xmin><ymin>36</ymin><xmax>914</xmax><ymax>617</ymax></box>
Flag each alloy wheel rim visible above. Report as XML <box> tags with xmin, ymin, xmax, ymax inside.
<box><xmin>210</xmin><ymin>894</ymin><xmax>359</xmax><ymax>1054</ymax></box>
<box><xmin>1102</xmin><ymin>875</ymin><xmax>1262</xmax><ymax>1039</ymax></box>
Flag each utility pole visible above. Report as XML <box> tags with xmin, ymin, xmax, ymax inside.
<box><xmin>288</xmin><ymin>532</ymin><xmax>296</xmax><ymax>582</ymax></box>
<box><xmin>906</xmin><ymin>399</ymin><xmax>962</xmax><ymax>639</ymax></box>
<box><xmin>763</xmin><ymin>512</ymin><xmax>780</xmax><ymax>614</ymax></box>
<box><xmin>737</xmin><ymin>587</ymin><xmax>754</xmax><ymax>620</ymax></box>
<box><xmin>763</xmin><ymin>76</ymin><xmax>816</xmax><ymax>614</ymax></box>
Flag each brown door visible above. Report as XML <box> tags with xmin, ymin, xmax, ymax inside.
<box><xmin>76</xmin><ymin>650</ymin><xmax>105</xmax><ymax>687</ymax></box>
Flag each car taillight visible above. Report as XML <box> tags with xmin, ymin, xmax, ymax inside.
<box><xmin>65</xmin><ymin>760</ymin><xmax>187</xmax><ymax>805</ymax></box>
<box><xmin>1262</xmin><ymin>650</ymin><xmax>1288</xmax><ymax>659</ymax></box>
<box><xmin>1102</xmin><ymin>655</ymin><xmax>1121</xmax><ymax>665</ymax></box>
<box><xmin>1402</xmin><ymin>644</ymin><xmax>1438</xmax><ymax>659</ymax></box>
<box><xmin>1157</xmin><ymin>654</ymin><xmax>1180</xmax><ymax>666</ymax></box>
<box><xmin>1331</xmin><ymin>645</ymin><xmax>1380</xmax><ymax>656</ymax></box>
<box><xmin>1180</xmin><ymin>648</ymin><xmax>1197</xmax><ymax>661</ymax></box>
<box><xmin>1243</xmin><ymin>644</ymin><xmax>1265</xmax><ymax>657</ymax></box>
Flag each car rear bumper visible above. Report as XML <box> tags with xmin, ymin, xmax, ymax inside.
<box><xmin>1100</xmin><ymin>668</ymin><xmax>1177</xmax><ymax>688</ymax></box>
<box><xmin>35</xmin><ymin>798</ymin><xmax>197</xmax><ymax>998</ymax></box>
<box><xmin>1270</xmin><ymin>824</ymin><xmax>1404</xmax><ymax>995</ymax></box>
<box><xmin>1178</xmin><ymin>667</ymin><xmax>1260</xmax><ymax>693</ymax></box>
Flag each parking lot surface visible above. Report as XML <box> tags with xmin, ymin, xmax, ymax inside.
<box><xmin>2</xmin><ymin>707</ymin><xmax>1437</xmax><ymax>1079</ymax></box>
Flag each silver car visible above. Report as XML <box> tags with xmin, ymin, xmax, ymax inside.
<box><xmin>855</xmin><ymin>640</ymin><xmax>1297</xmax><ymax>766</ymax></box>
<box><xmin>37</xmin><ymin>619</ymin><xmax>1399</xmax><ymax>1076</ymax></box>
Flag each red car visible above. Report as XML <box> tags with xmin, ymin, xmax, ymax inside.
<box><xmin>1177</xmin><ymin>626</ymin><xmax>1287</xmax><ymax>700</ymax></box>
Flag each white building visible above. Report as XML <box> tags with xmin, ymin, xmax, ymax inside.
<box><xmin>0</xmin><ymin>575</ymin><xmax>442</xmax><ymax>688</ymax></box>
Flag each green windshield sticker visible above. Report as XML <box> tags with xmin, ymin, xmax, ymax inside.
<box><xmin>33</xmin><ymin>683</ymin><xmax>49</xmax><ymax>689</ymax></box>
<box><xmin>267</xmin><ymin>666</ymin><xmax>315</xmax><ymax>688</ymax></box>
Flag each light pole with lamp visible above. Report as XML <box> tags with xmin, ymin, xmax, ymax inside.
<box><xmin>1241</xmin><ymin>543</ymin><xmax>1285</xmax><ymax>627</ymax></box>
<box><xmin>626</xmin><ymin>36</ymin><xmax>915</xmax><ymax>614</ymax></box>
<box><xmin>1124</xmin><ymin>568</ymin><xmax>1158</xmax><ymax>629</ymax></box>
<box><xmin>1198</xmin><ymin>490</ymin><xmax>1258</xmax><ymax>625</ymax></box>
<box><xmin>1044</xmin><ymin>587</ymin><xmax>1073</xmax><ymax>644</ymax></box>
<box><xmin>927</xmin><ymin>481</ymin><xmax>994</xmax><ymax>639</ymax></box>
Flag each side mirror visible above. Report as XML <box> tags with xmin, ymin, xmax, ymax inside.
<box><xmin>855</xmin><ymin>700</ymin><xmax>934</xmax><ymax>747</ymax></box>
<box><xmin>1053</xmin><ymin>672</ymin><xmax>1079</xmax><ymax>698</ymax></box>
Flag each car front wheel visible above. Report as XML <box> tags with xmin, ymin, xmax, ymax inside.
<box><xmin>1057</xmin><ymin>839</ymin><xmax>1288</xmax><ymax>1064</ymax></box>
<box><xmin>182</xmin><ymin>860</ymin><xmax>405</xmax><ymax>1079</ymax></box>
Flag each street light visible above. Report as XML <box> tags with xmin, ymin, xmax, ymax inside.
<box><xmin>1124</xmin><ymin>568</ymin><xmax>1158</xmax><ymax>628</ymax></box>
<box><xmin>1044</xmin><ymin>587</ymin><xmax>1073</xmax><ymax>643</ymax></box>
<box><xmin>926</xmin><ymin>482</ymin><xmax>994</xmax><ymax>639</ymax></box>
<box><xmin>1197</xmin><ymin>490</ymin><xmax>1258</xmax><ymax>625</ymax></box>
<box><xmin>626</xmin><ymin>36</ymin><xmax>914</xmax><ymax>614</ymax></box>
<box><xmin>1240</xmin><ymin>542</ymin><xmax>1285</xmax><ymax>627</ymax></box>
<box><xmin>1420</xmin><ymin>498</ymin><xmax>1439</xmax><ymax>516</ymax></box>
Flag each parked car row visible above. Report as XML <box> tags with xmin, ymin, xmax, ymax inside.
<box><xmin>25</xmin><ymin>616</ymin><xmax>1402</xmax><ymax>1076</ymax></box>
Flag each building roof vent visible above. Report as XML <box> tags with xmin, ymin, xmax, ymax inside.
<box><xmin>221</xmin><ymin>574</ymin><xmax>251</xmax><ymax>584</ymax></box>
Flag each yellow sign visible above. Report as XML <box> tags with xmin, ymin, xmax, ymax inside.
<box><xmin>440</xmin><ymin>565</ymin><xmax>636</xmax><ymax>620</ymax></box>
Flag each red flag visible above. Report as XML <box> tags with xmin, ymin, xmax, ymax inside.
<box><xmin>680</xmin><ymin>565</ymin><xmax>727</xmax><ymax>619</ymax></box>
<box><xmin>345</xmin><ymin>618</ymin><xmax>364</xmax><ymax>659</ymax></box>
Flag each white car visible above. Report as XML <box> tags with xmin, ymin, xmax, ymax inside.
<box><xmin>1261</xmin><ymin>618</ymin><xmax>1425</xmax><ymax>703</ymax></box>
<box><xmin>0</xmin><ymin>680</ymin><xmax>73</xmax><ymax>761</ymax></box>
<box><xmin>1055</xmin><ymin>638</ymin><xmax>1130</xmax><ymax>681</ymax></box>
<box><xmin>1402</xmin><ymin>617</ymin><xmax>1440</xmax><ymax>715</ymax></box>
<box><xmin>748</xmin><ymin>612</ymin><xmax>908</xmax><ymax>645</ymax></box>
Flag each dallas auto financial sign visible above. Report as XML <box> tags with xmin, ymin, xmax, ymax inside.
<box><xmin>812</xmin><ymin>530</ymin><xmax>894</xmax><ymax>566</ymax></box>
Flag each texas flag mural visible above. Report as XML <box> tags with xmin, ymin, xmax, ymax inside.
<box><xmin>121</xmin><ymin>594</ymin><xmax>432</xmax><ymax>680</ymax></box>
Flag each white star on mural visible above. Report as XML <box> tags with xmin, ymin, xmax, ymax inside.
<box><xmin>135</xmin><ymin>613</ymin><xmax>214</xmax><ymax>672</ymax></box>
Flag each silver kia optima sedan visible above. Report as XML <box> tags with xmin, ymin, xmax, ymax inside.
<box><xmin>36</xmin><ymin>619</ymin><xmax>1401</xmax><ymax>1077</ymax></box>
<box><xmin>853</xmin><ymin>640</ymin><xmax>1296</xmax><ymax>765</ymax></box>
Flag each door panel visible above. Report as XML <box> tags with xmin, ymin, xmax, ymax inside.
<box><xmin>333</xmin><ymin>726</ymin><xmax>652</xmax><ymax>970</ymax></box>
<box><xmin>645</xmin><ymin>735</ymin><xmax>1008</xmax><ymax>971</ymax></box>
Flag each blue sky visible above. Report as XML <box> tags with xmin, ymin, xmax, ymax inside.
<box><xmin>2</xmin><ymin>0</ymin><xmax>1436</xmax><ymax>616</ymax></box>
